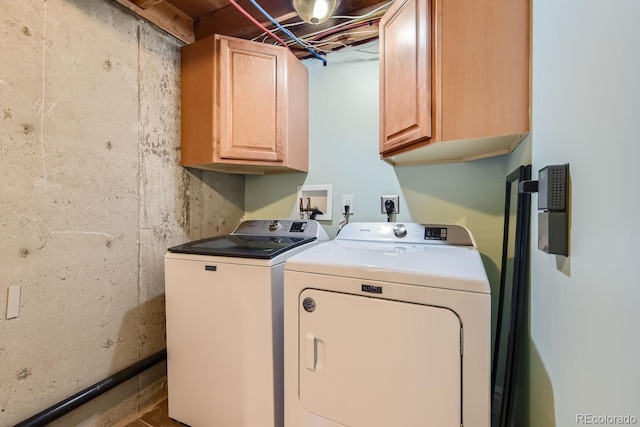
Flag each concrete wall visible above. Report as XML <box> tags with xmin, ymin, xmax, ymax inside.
<box><xmin>0</xmin><ymin>1</ymin><xmax>244</xmax><ymax>425</ymax></box>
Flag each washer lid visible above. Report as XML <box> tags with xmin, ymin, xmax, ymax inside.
<box><xmin>285</xmin><ymin>239</ymin><xmax>490</xmax><ymax>294</ymax></box>
<box><xmin>167</xmin><ymin>219</ymin><xmax>328</xmax><ymax>259</ymax></box>
<box><xmin>167</xmin><ymin>235</ymin><xmax>317</xmax><ymax>259</ymax></box>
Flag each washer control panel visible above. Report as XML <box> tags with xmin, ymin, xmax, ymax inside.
<box><xmin>234</xmin><ymin>219</ymin><xmax>327</xmax><ymax>239</ymax></box>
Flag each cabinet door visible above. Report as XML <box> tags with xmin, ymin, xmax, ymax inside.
<box><xmin>217</xmin><ymin>36</ymin><xmax>285</xmax><ymax>163</ymax></box>
<box><xmin>379</xmin><ymin>0</ymin><xmax>431</xmax><ymax>154</ymax></box>
<box><xmin>299</xmin><ymin>289</ymin><xmax>461</xmax><ymax>427</ymax></box>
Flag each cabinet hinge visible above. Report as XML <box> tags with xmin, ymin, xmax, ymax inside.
<box><xmin>460</xmin><ymin>328</ymin><xmax>464</xmax><ymax>356</ymax></box>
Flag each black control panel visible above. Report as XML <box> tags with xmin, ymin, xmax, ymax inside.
<box><xmin>424</xmin><ymin>227</ymin><xmax>447</xmax><ymax>241</ymax></box>
<box><xmin>290</xmin><ymin>221</ymin><xmax>308</xmax><ymax>232</ymax></box>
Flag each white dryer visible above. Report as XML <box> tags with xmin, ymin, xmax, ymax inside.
<box><xmin>283</xmin><ymin>222</ymin><xmax>491</xmax><ymax>427</ymax></box>
<box><xmin>165</xmin><ymin>219</ymin><xmax>328</xmax><ymax>427</ymax></box>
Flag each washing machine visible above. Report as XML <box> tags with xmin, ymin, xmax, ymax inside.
<box><xmin>164</xmin><ymin>219</ymin><xmax>329</xmax><ymax>427</ymax></box>
<box><xmin>283</xmin><ymin>222</ymin><xmax>491</xmax><ymax>427</ymax></box>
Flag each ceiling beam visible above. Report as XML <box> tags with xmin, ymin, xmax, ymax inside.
<box><xmin>131</xmin><ymin>0</ymin><xmax>165</xmax><ymax>9</ymax></box>
<box><xmin>112</xmin><ymin>0</ymin><xmax>388</xmax><ymax>57</ymax></box>
<box><xmin>113</xmin><ymin>0</ymin><xmax>195</xmax><ymax>43</ymax></box>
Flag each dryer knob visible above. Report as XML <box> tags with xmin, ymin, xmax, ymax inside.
<box><xmin>393</xmin><ymin>224</ymin><xmax>407</xmax><ymax>238</ymax></box>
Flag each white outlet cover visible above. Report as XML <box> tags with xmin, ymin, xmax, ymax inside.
<box><xmin>342</xmin><ymin>195</ymin><xmax>354</xmax><ymax>214</ymax></box>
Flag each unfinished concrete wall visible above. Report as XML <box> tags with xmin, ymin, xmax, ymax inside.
<box><xmin>0</xmin><ymin>0</ymin><xmax>244</xmax><ymax>425</ymax></box>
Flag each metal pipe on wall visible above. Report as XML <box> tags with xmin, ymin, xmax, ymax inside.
<box><xmin>14</xmin><ymin>349</ymin><xmax>167</xmax><ymax>427</ymax></box>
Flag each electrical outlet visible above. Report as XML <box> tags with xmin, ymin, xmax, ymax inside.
<box><xmin>380</xmin><ymin>195</ymin><xmax>399</xmax><ymax>214</ymax></box>
<box><xmin>342</xmin><ymin>195</ymin><xmax>354</xmax><ymax>214</ymax></box>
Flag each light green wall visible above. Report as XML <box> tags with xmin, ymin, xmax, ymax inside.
<box><xmin>520</xmin><ymin>1</ymin><xmax>640</xmax><ymax>426</ymax></box>
<box><xmin>245</xmin><ymin>42</ymin><xmax>527</xmax><ymax>308</ymax></box>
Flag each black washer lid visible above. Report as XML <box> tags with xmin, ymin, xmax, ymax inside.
<box><xmin>167</xmin><ymin>234</ymin><xmax>317</xmax><ymax>259</ymax></box>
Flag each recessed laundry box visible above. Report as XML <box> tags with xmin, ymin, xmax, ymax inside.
<box><xmin>283</xmin><ymin>222</ymin><xmax>491</xmax><ymax>427</ymax></box>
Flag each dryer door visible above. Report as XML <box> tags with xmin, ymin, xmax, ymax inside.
<box><xmin>299</xmin><ymin>288</ymin><xmax>462</xmax><ymax>427</ymax></box>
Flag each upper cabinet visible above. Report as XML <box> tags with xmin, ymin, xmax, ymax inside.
<box><xmin>379</xmin><ymin>0</ymin><xmax>530</xmax><ymax>165</ymax></box>
<box><xmin>181</xmin><ymin>34</ymin><xmax>309</xmax><ymax>174</ymax></box>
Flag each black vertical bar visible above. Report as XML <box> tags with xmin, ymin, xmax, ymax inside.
<box><xmin>491</xmin><ymin>166</ymin><xmax>521</xmax><ymax>401</ymax></box>
<box><xmin>499</xmin><ymin>165</ymin><xmax>532</xmax><ymax>427</ymax></box>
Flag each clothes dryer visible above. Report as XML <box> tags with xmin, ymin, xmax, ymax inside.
<box><xmin>283</xmin><ymin>222</ymin><xmax>490</xmax><ymax>427</ymax></box>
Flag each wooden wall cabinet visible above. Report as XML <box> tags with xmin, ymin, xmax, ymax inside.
<box><xmin>379</xmin><ymin>0</ymin><xmax>530</xmax><ymax>165</ymax></box>
<box><xmin>181</xmin><ymin>34</ymin><xmax>309</xmax><ymax>174</ymax></box>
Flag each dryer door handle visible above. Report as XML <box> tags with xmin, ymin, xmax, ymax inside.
<box><xmin>305</xmin><ymin>332</ymin><xmax>317</xmax><ymax>371</ymax></box>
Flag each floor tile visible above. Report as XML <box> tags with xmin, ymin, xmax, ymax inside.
<box><xmin>138</xmin><ymin>398</ymin><xmax>186</xmax><ymax>427</ymax></box>
<box><xmin>121</xmin><ymin>420</ymin><xmax>150</xmax><ymax>427</ymax></box>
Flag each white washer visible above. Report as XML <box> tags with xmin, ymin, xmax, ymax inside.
<box><xmin>165</xmin><ymin>219</ymin><xmax>329</xmax><ymax>427</ymax></box>
<box><xmin>284</xmin><ymin>222</ymin><xmax>491</xmax><ymax>427</ymax></box>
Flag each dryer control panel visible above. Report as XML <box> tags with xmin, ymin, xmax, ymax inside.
<box><xmin>337</xmin><ymin>222</ymin><xmax>476</xmax><ymax>247</ymax></box>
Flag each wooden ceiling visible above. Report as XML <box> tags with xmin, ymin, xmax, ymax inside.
<box><xmin>113</xmin><ymin>0</ymin><xmax>390</xmax><ymax>59</ymax></box>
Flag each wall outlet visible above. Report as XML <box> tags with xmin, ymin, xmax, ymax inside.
<box><xmin>342</xmin><ymin>195</ymin><xmax>354</xmax><ymax>214</ymax></box>
<box><xmin>380</xmin><ymin>195</ymin><xmax>399</xmax><ymax>214</ymax></box>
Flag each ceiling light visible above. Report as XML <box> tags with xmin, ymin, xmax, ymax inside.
<box><xmin>292</xmin><ymin>0</ymin><xmax>339</xmax><ymax>25</ymax></box>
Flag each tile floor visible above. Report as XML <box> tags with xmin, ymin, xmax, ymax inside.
<box><xmin>122</xmin><ymin>398</ymin><xmax>186</xmax><ymax>427</ymax></box>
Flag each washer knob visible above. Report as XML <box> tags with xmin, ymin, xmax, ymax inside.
<box><xmin>393</xmin><ymin>224</ymin><xmax>407</xmax><ymax>238</ymax></box>
<box><xmin>269</xmin><ymin>220</ymin><xmax>280</xmax><ymax>231</ymax></box>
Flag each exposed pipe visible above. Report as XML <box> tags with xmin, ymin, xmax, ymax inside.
<box><xmin>227</xmin><ymin>0</ymin><xmax>288</xmax><ymax>47</ymax></box>
<box><xmin>14</xmin><ymin>349</ymin><xmax>167</xmax><ymax>427</ymax></box>
<box><xmin>309</xmin><ymin>18</ymin><xmax>381</xmax><ymax>42</ymax></box>
<box><xmin>247</xmin><ymin>0</ymin><xmax>328</xmax><ymax>65</ymax></box>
